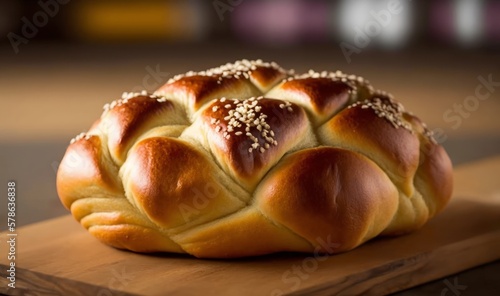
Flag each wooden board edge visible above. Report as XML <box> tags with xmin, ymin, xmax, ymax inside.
<box><xmin>287</xmin><ymin>230</ymin><xmax>500</xmax><ymax>296</ymax></box>
<box><xmin>0</xmin><ymin>266</ymin><xmax>140</xmax><ymax>296</ymax></box>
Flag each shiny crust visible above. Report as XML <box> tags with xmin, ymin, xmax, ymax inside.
<box><xmin>57</xmin><ymin>135</ymin><xmax>122</xmax><ymax>209</ymax></box>
<box><xmin>155</xmin><ymin>62</ymin><xmax>287</xmax><ymax>115</ymax></box>
<box><xmin>121</xmin><ymin>137</ymin><xmax>246</xmax><ymax>229</ymax></box>
<box><xmin>248</xmin><ymin>65</ymin><xmax>287</xmax><ymax>92</ymax></box>
<box><xmin>198</xmin><ymin>98</ymin><xmax>313</xmax><ymax>190</ymax></box>
<box><xmin>267</xmin><ymin>78</ymin><xmax>353</xmax><ymax>126</ymax></box>
<box><xmin>257</xmin><ymin>148</ymin><xmax>399</xmax><ymax>252</ymax></box>
<box><xmin>57</xmin><ymin>60</ymin><xmax>453</xmax><ymax>258</ymax></box>
<box><xmin>157</xmin><ymin>76</ymin><xmax>259</xmax><ymax>113</ymax></box>
<box><xmin>318</xmin><ymin>101</ymin><xmax>420</xmax><ymax>197</ymax></box>
<box><xmin>90</xmin><ymin>95</ymin><xmax>188</xmax><ymax>164</ymax></box>
<box><xmin>173</xmin><ymin>207</ymin><xmax>313</xmax><ymax>258</ymax></box>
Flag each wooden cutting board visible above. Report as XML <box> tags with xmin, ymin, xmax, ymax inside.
<box><xmin>1</xmin><ymin>156</ymin><xmax>500</xmax><ymax>296</ymax></box>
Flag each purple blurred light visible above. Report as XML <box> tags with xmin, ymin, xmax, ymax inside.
<box><xmin>300</xmin><ymin>1</ymin><xmax>330</xmax><ymax>41</ymax></box>
<box><xmin>231</xmin><ymin>0</ymin><xmax>329</xmax><ymax>44</ymax></box>
<box><xmin>430</xmin><ymin>0</ymin><xmax>455</xmax><ymax>41</ymax></box>
<box><xmin>485</xmin><ymin>1</ymin><xmax>500</xmax><ymax>40</ymax></box>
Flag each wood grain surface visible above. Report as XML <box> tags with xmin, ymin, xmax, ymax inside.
<box><xmin>1</xmin><ymin>156</ymin><xmax>499</xmax><ymax>296</ymax></box>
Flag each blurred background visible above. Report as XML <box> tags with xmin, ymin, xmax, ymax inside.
<box><xmin>0</xmin><ymin>0</ymin><xmax>499</xmax><ymax>293</ymax></box>
<box><xmin>1</xmin><ymin>0</ymin><xmax>500</xmax><ymax>233</ymax></box>
<box><xmin>1</xmin><ymin>0</ymin><xmax>500</xmax><ymax>47</ymax></box>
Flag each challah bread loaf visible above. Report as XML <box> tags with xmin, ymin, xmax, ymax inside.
<box><xmin>56</xmin><ymin>60</ymin><xmax>453</xmax><ymax>258</ymax></box>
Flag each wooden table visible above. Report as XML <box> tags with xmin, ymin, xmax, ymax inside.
<box><xmin>1</xmin><ymin>156</ymin><xmax>499</xmax><ymax>295</ymax></box>
<box><xmin>0</xmin><ymin>44</ymin><xmax>499</xmax><ymax>295</ymax></box>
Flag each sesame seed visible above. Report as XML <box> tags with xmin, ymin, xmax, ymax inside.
<box><xmin>156</xmin><ymin>96</ymin><xmax>167</xmax><ymax>103</ymax></box>
<box><xmin>70</xmin><ymin>132</ymin><xmax>88</xmax><ymax>144</ymax></box>
<box><xmin>349</xmin><ymin>97</ymin><xmax>413</xmax><ymax>132</ymax></box>
<box><xmin>289</xmin><ymin>70</ymin><xmax>373</xmax><ymax>104</ymax></box>
<box><xmin>210</xmin><ymin>96</ymin><xmax>281</xmax><ymax>154</ymax></box>
<box><xmin>166</xmin><ymin>59</ymin><xmax>291</xmax><ymax>85</ymax></box>
<box><xmin>102</xmin><ymin>91</ymin><xmax>165</xmax><ymax>117</ymax></box>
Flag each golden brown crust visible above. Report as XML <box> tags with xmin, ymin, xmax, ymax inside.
<box><xmin>318</xmin><ymin>97</ymin><xmax>420</xmax><ymax>197</ymax></box>
<box><xmin>102</xmin><ymin>96</ymin><xmax>174</xmax><ymax>160</ymax></box>
<box><xmin>404</xmin><ymin>113</ymin><xmax>453</xmax><ymax>217</ymax></box>
<box><xmin>157</xmin><ymin>76</ymin><xmax>257</xmax><ymax>112</ymax></box>
<box><xmin>199</xmin><ymin>97</ymin><xmax>312</xmax><ymax>190</ymax></box>
<box><xmin>248</xmin><ymin>65</ymin><xmax>288</xmax><ymax>92</ymax></box>
<box><xmin>89</xmin><ymin>224</ymin><xmax>183</xmax><ymax>253</ymax></box>
<box><xmin>89</xmin><ymin>94</ymin><xmax>187</xmax><ymax>164</ymax></box>
<box><xmin>173</xmin><ymin>207</ymin><xmax>313</xmax><ymax>258</ymax></box>
<box><xmin>256</xmin><ymin>147</ymin><xmax>399</xmax><ymax>252</ymax></box>
<box><xmin>57</xmin><ymin>135</ymin><xmax>122</xmax><ymax>209</ymax></box>
<box><xmin>122</xmin><ymin>137</ymin><xmax>246</xmax><ymax>229</ymax></box>
<box><xmin>57</xmin><ymin>60</ymin><xmax>454</xmax><ymax>258</ymax></box>
<box><xmin>155</xmin><ymin>60</ymin><xmax>289</xmax><ymax>114</ymax></box>
<box><xmin>414</xmin><ymin>143</ymin><xmax>453</xmax><ymax>216</ymax></box>
<box><xmin>267</xmin><ymin>78</ymin><xmax>352</xmax><ymax>125</ymax></box>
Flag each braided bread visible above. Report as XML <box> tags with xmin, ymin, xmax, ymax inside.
<box><xmin>56</xmin><ymin>60</ymin><xmax>453</xmax><ymax>258</ymax></box>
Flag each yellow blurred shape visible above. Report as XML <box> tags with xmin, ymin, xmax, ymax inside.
<box><xmin>72</xmin><ymin>1</ymin><xmax>201</xmax><ymax>41</ymax></box>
